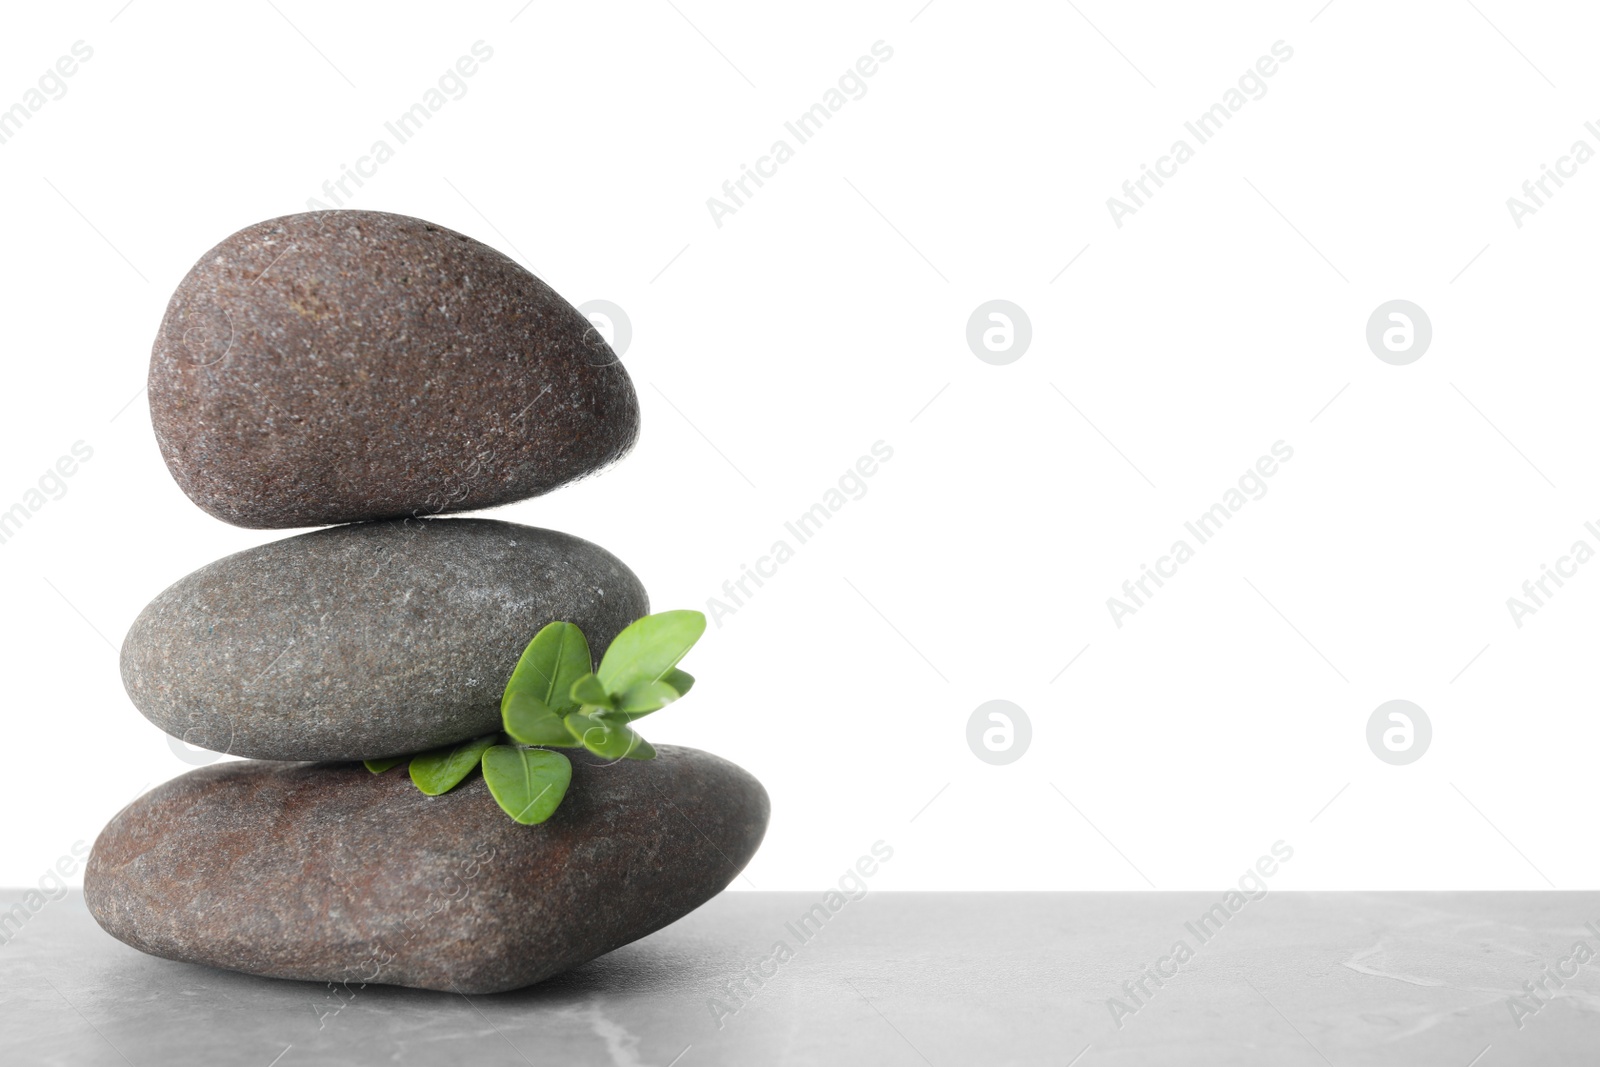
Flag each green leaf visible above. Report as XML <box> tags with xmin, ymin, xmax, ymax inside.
<box><xmin>617</xmin><ymin>680</ymin><xmax>680</xmax><ymax>718</ymax></box>
<box><xmin>408</xmin><ymin>734</ymin><xmax>498</xmax><ymax>796</ymax></box>
<box><xmin>564</xmin><ymin>712</ymin><xmax>649</xmax><ymax>760</ymax></box>
<box><xmin>661</xmin><ymin>668</ymin><xmax>694</xmax><ymax>698</ymax></box>
<box><xmin>481</xmin><ymin>746</ymin><xmax>572</xmax><ymax>825</ymax></box>
<box><xmin>625</xmin><ymin>735</ymin><xmax>657</xmax><ymax>760</ymax></box>
<box><xmin>502</xmin><ymin>622</ymin><xmax>591</xmax><ymax>744</ymax></box>
<box><xmin>364</xmin><ymin>757</ymin><xmax>405</xmax><ymax>774</ymax></box>
<box><xmin>504</xmin><ymin>692</ymin><xmax>582</xmax><ymax>746</ymax></box>
<box><xmin>596</xmin><ymin>610</ymin><xmax>706</xmax><ymax>695</ymax></box>
<box><xmin>569</xmin><ymin>672</ymin><xmax>613</xmax><ymax>709</ymax></box>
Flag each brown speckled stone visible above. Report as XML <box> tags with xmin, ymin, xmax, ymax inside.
<box><xmin>120</xmin><ymin>517</ymin><xmax>648</xmax><ymax>761</ymax></box>
<box><xmin>149</xmin><ymin>210</ymin><xmax>639</xmax><ymax>529</ymax></box>
<box><xmin>85</xmin><ymin>747</ymin><xmax>768</xmax><ymax>993</ymax></box>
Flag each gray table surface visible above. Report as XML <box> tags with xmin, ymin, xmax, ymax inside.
<box><xmin>2</xmin><ymin>890</ymin><xmax>1595</xmax><ymax>1065</ymax></box>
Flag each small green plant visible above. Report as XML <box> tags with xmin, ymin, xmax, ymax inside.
<box><xmin>363</xmin><ymin>609</ymin><xmax>705</xmax><ymax>824</ymax></box>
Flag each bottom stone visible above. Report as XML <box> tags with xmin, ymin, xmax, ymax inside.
<box><xmin>85</xmin><ymin>746</ymin><xmax>768</xmax><ymax>993</ymax></box>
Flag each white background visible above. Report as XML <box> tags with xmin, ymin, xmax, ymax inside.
<box><xmin>1</xmin><ymin>0</ymin><xmax>1595</xmax><ymax>892</ymax></box>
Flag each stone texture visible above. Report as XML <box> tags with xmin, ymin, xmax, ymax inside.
<box><xmin>85</xmin><ymin>747</ymin><xmax>769</xmax><ymax>994</ymax></box>
<box><xmin>120</xmin><ymin>517</ymin><xmax>648</xmax><ymax>761</ymax></box>
<box><xmin>149</xmin><ymin>210</ymin><xmax>639</xmax><ymax>529</ymax></box>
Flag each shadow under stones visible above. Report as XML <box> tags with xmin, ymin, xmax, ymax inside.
<box><xmin>488</xmin><ymin>940</ymin><xmax>708</xmax><ymax>1005</ymax></box>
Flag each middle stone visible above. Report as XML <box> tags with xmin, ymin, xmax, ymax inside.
<box><xmin>121</xmin><ymin>517</ymin><xmax>649</xmax><ymax>761</ymax></box>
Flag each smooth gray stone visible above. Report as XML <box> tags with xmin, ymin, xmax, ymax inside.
<box><xmin>84</xmin><ymin>747</ymin><xmax>767</xmax><ymax>995</ymax></box>
<box><xmin>120</xmin><ymin>517</ymin><xmax>648</xmax><ymax>760</ymax></box>
<box><xmin>7</xmin><ymin>890</ymin><xmax>1597</xmax><ymax>1065</ymax></box>
<box><xmin>148</xmin><ymin>210</ymin><xmax>640</xmax><ymax>529</ymax></box>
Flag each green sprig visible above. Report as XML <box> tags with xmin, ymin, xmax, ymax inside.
<box><xmin>364</xmin><ymin>610</ymin><xmax>706</xmax><ymax>823</ymax></box>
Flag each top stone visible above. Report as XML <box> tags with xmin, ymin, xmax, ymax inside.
<box><xmin>149</xmin><ymin>210</ymin><xmax>640</xmax><ymax>529</ymax></box>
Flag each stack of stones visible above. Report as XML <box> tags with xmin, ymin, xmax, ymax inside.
<box><xmin>83</xmin><ymin>211</ymin><xmax>768</xmax><ymax>994</ymax></box>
